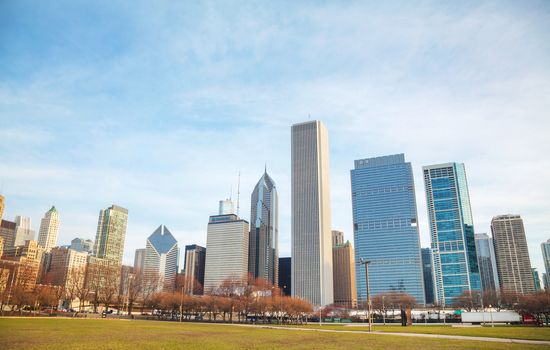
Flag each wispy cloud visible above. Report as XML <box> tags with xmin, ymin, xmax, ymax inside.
<box><xmin>0</xmin><ymin>1</ymin><xmax>549</xmax><ymax>271</ymax></box>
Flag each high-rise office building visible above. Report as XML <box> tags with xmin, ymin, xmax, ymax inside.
<box><xmin>278</xmin><ymin>257</ymin><xmax>291</xmax><ymax>296</ymax></box>
<box><xmin>532</xmin><ymin>268</ymin><xmax>542</xmax><ymax>291</ymax></box>
<box><xmin>542</xmin><ymin>240</ymin><xmax>550</xmax><ymax>288</ymax></box>
<box><xmin>491</xmin><ymin>214</ymin><xmax>534</xmax><ymax>294</ymax></box>
<box><xmin>93</xmin><ymin>205</ymin><xmax>128</xmax><ymax>264</ymax></box>
<box><xmin>203</xmin><ymin>213</ymin><xmax>249</xmax><ymax>293</ymax></box>
<box><xmin>219</xmin><ymin>199</ymin><xmax>235</xmax><ymax>215</ymax></box>
<box><xmin>543</xmin><ymin>273</ymin><xmax>549</xmax><ymax>290</ymax></box>
<box><xmin>332</xmin><ymin>234</ymin><xmax>357</xmax><ymax>309</ymax></box>
<box><xmin>183</xmin><ymin>244</ymin><xmax>206</xmax><ymax>295</ymax></box>
<box><xmin>248</xmin><ymin>170</ymin><xmax>279</xmax><ymax>285</ymax></box>
<box><xmin>352</xmin><ymin>154</ymin><xmax>425</xmax><ymax>304</ymax></box>
<box><xmin>332</xmin><ymin>230</ymin><xmax>344</xmax><ymax>247</ymax></box>
<box><xmin>475</xmin><ymin>233</ymin><xmax>500</xmax><ymax>292</ymax></box>
<box><xmin>0</xmin><ymin>220</ymin><xmax>16</xmax><ymax>249</ymax></box>
<box><xmin>2</xmin><ymin>240</ymin><xmax>44</xmax><ymax>289</ymax></box>
<box><xmin>44</xmin><ymin>246</ymin><xmax>88</xmax><ymax>291</ymax></box>
<box><xmin>421</xmin><ymin>248</ymin><xmax>435</xmax><ymax>305</ymax></box>
<box><xmin>423</xmin><ymin>162</ymin><xmax>480</xmax><ymax>306</ymax></box>
<box><xmin>143</xmin><ymin>225</ymin><xmax>178</xmax><ymax>291</ymax></box>
<box><xmin>70</xmin><ymin>238</ymin><xmax>93</xmax><ymax>254</ymax></box>
<box><xmin>291</xmin><ymin>120</ymin><xmax>333</xmax><ymax>306</ymax></box>
<box><xmin>14</xmin><ymin>216</ymin><xmax>35</xmax><ymax>247</ymax></box>
<box><xmin>134</xmin><ymin>248</ymin><xmax>146</xmax><ymax>274</ymax></box>
<box><xmin>38</xmin><ymin>206</ymin><xmax>60</xmax><ymax>252</ymax></box>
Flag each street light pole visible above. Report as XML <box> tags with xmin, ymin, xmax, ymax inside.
<box><xmin>382</xmin><ymin>295</ymin><xmax>385</xmax><ymax>326</ymax></box>
<box><xmin>359</xmin><ymin>259</ymin><xmax>372</xmax><ymax>332</ymax></box>
<box><xmin>179</xmin><ymin>286</ymin><xmax>184</xmax><ymax>322</ymax></box>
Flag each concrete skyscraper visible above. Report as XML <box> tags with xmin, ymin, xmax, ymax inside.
<box><xmin>144</xmin><ymin>225</ymin><xmax>179</xmax><ymax>291</ymax></box>
<box><xmin>183</xmin><ymin>244</ymin><xmax>206</xmax><ymax>294</ymax></box>
<box><xmin>38</xmin><ymin>206</ymin><xmax>60</xmax><ymax>252</ymax></box>
<box><xmin>291</xmin><ymin>120</ymin><xmax>333</xmax><ymax>306</ymax></box>
<box><xmin>475</xmin><ymin>233</ymin><xmax>500</xmax><ymax>292</ymax></box>
<box><xmin>248</xmin><ymin>169</ymin><xmax>278</xmax><ymax>285</ymax></box>
<box><xmin>14</xmin><ymin>215</ymin><xmax>35</xmax><ymax>247</ymax></box>
<box><xmin>423</xmin><ymin>163</ymin><xmax>480</xmax><ymax>306</ymax></box>
<box><xmin>93</xmin><ymin>204</ymin><xmax>128</xmax><ymax>264</ymax></box>
<box><xmin>332</xmin><ymin>232</ymin><xmax>357</xmax><ymax>309</ymax></box>
<box><xmin>203</xmin><ymin>212</ymin><xmax>249</xmax><ymax>293</ymax></box>
<box><xmin>352</xmin><ymin>154</ymin><xmax>425</xmax><ymax>305</ymax></box>
<box><xmin>491</xmin><ymin>214</ymin><xmax>535</xmax><ymax>294</ymax></box>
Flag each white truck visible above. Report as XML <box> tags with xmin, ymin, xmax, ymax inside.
<box><xmin>461</xmin><ymin>311</ymin><xmax>521</xmax><ymax>324</ymax></box>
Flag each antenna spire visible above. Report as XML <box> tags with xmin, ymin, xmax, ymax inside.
<box><xmin>236</xmin><ymin>171</ymin><xmax>241</xmax><ymax>216</ymax></box>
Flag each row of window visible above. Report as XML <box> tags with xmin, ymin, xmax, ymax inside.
<box><xmin>354</xmin><ymin>218</ymin><xmax>416</xmax><ymax>231</ymax></box>
<box><xmin>439</xmin><ymin>240</ymin><xmax>465</xmax><ymax>252</ymax></box>
<box><xmin>352</xmin><ymin>185</ymin><xmax>413</xmax><ymax>197</ymax></box>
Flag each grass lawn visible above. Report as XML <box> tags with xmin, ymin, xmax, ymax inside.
<box><xmin>271</xmin><ymin>323</ymin><xmax>550</xmax><ymax>341</ymax></box>
<box><xmin>0</xmin><ymin>318</ymin><xmax>548</xmax><ymax>350</ymax></box>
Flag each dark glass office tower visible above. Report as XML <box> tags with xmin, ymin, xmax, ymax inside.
<box><xmin>421</xmin><ymin>248</ymin><xmax>435</xmax><ymax>304</ymax></box>
<box><xmin>248</xmin><ymin>169</ymin><xmax>278</xmax><ymax>285</ymax></box>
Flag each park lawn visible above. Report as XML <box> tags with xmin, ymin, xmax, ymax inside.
<box><xmin>0</xmin><ymin>318</ymin><xmax>547</xmax><ymax>350</ymax></box>
<box><xmin>270</xmin><ymin>323</ymin><xmax>550</xmax><ymax>341</ymax></box>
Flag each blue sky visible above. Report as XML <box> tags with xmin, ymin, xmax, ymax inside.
<box><xmin>1</xmin><ymin>1</ymin><xmax>549</xmax><ymax>274</ymax></box>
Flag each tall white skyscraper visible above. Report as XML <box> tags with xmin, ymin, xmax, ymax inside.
<box><xmin>14</xmin><ymin>215</ymin><xmax>35</xmax><ymax>246</ymax></box>
<box><xmin>38</xmin><ymin>206</ymin><xmax>60</xmax><ymax>252</ymax></box>
<box><xmin>291</xmin><ymin>120</ymin><xmax>333</xmax><ymax>306</ymax></box>
<box><xmin>203</xmin><ymin>213</ymin><xmax>249</xmax><ymax>293</ymax></box>
<box><xmin>143</xmin><ymin>225</ymin><xmax>178</xmax><ymax>291</ymax></box>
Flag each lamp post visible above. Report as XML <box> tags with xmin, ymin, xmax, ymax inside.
<box><xmin>359</xmin><ymin>259</ymin><xmax>372</xmax><ymax>332</ymax></box>
<box><xmin>179</xmin><ymin>285</ymin><xmax>184</xmax><ymax>322</ymax></box>
<box><xmin>382</xmin><ymin>295</ymin><xmax>386</xmax><ymax>326</ymax></box>
<box><xmin>488</xmin><ymin>304</ymin><xmax>494</xmax><ymax>328</ymax></box>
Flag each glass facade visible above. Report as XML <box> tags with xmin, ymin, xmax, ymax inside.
<box><xmin>542</xmin><ymin>240</ymin><xmax>550</xmax><ymax>287</ymax></box>
<box><xmin>423</xmin><ymin>163</ymin><xmax>480</xmax><ymax>306</ymax></box>
<box><xmin>421</xmin><ymin>248</ymin><xmax>435</xmax><ymax>304</ymax></box>
<box><xmin>248</xmin><ymin>170</ymin><xmax>279</xmax><ymax>285</ymax></box>
<box><xmin>475</xmin><ymin>233</ymin><xmax>500</xmax><ymax>292</ymax></box>
<box><xmin>351</xmin><ymin>154</ymin><xmax>425</xmax><ymax>305</ymax></box>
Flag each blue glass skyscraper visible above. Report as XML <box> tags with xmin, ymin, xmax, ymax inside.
<box><xmin>351</xmin><ymin>154</ymin><xmax>425</xmax><ymax>305</ymax></box>
<box><xmin>423</xmin><ymin>163</ymin><xmax>481</xmax><ymax>306</ymax></box>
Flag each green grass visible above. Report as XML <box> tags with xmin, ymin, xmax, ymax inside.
<box><xmin>270</xmin><ymin>323</ymin><xmax>550</xmax><ymax>341</ymax></box>
<box><xmin>0</xmin><ymin>318</ymin><xmax>548</xmax><ymax>349</ymax></box>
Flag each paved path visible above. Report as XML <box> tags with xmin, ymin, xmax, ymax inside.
<box><xmin>223</xmin><ymin>323</ymin><xmax>550</xmax><ymax>346</ymax></box>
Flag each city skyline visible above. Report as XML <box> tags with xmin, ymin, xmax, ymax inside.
<box><xmin>1</xmin><ymin>1</ymin><xmax>549</xmax><ymax>275</ymax></box>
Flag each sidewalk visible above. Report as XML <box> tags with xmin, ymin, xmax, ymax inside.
<box><xmin>226</xmin><ymin>323</ymin><xmax>550</xmax><ymax>346</ymax></box>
